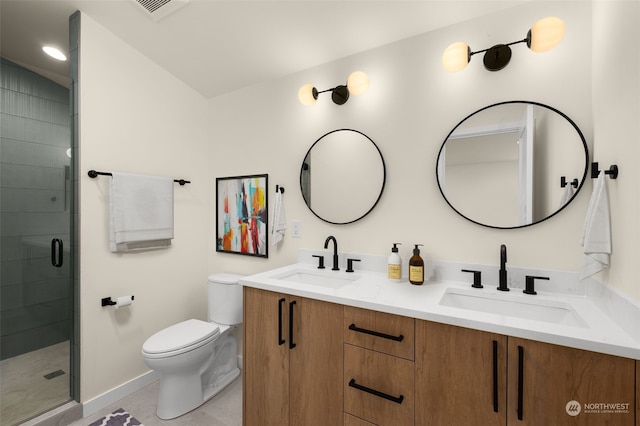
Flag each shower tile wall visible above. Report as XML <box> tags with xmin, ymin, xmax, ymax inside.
<box><xmin>0</xmin><ymin>58</ymin><xmax>71</xmax><ymax>360</ymax></box>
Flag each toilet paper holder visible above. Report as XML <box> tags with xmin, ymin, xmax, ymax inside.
<box><xmin>101</xmin><ymin>296</ymin><xmax>135</xmax><ymax>307</ymax></box>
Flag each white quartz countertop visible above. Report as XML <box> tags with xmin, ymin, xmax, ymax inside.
<box><xmin>241</xmin><ymin>262</ymin><xmax>640</xmax><ymax>360</ymax></box>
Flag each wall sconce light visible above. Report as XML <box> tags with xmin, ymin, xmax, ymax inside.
<box><xmin>442</xmin><ymin>16</ymin><xmax>565</xmax><ymax>72</ymax></box>
<box><xmin>298</xmin><ymin>71</ymin><xmax>369</xmax><ymax>106</ymax></box>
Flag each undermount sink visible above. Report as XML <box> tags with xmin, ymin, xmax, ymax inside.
<box><xmin>272</xmin><ymin>269</ymin><xmax>361</xmax><ymax>288</ymax></box>
<box><xmin>439</xmin><ymin>288</ymin><xmax>588</xmax><ymax>328</ymax></box>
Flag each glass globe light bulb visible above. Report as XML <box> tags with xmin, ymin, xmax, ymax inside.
<box><xmin>442</xmin><ymin>42</ymin><xmax>470</xmax><ymax>72</ymax></box>
<box><xmin>347</xmin><ymin>71</ymin><xmax>369</xmax><ymax>96</ymax></box>
<box><xmin>298</xmin><ymin>84</ymin><xmax>317</xmax><ymax>106</ymax></box>
<box><xmin>528</xmin><ymin>16</ymin><xmax>565</xmax><ymax>53</ymax></box>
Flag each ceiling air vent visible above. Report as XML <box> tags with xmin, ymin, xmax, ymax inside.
<box><xmin>132</xmin><ymin>0</ymin><xmax>189</xmax><ymax>21</ymax></box>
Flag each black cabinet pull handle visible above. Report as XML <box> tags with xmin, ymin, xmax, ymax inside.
<box><xmin>51</xmin><ymin>238</ymin><xmax>63</xmax><ymax>267</ymax></box>
<box><xmin>517</xmin><ymin>345</ymin><xmax>524</xmax><ymax>421</ymax></box>
<box><xmin>348</xmin><ymin>379</ymin><xmax>404</xmax><ymax>404</ymax></box>
<box><xmin>492</xmin><ymin>340</ymin><xmax>498</xmax><ymax>413</ymax></box>
<box><xmin>289</xmin><ymin>301</ymin><xmax>296</xmax><ymax>349</ymax></box>
<box><xmin>348</xmin><ymin>324</ymin><xmax>404</xmax><ymax>342</ymax></box>
<box><xmin>278</xmin><ymin>298</ymin><xmax>285</xmax><ymax>346</ymax></box>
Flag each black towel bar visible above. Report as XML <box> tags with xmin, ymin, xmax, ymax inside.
<box><xmin>88</xmin><ymin>170</ymin><xmax>191</xmax><ymax>185</ymax></box>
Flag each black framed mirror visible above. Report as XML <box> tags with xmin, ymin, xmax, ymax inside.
<box><xmin>300</xmin><ymin>129</ymin><xmax>386</xmax><ymax>225</ymax></box>
<box><xmin>436</xmin><ymin>101</ymin><xmax>588</xmax><ymax>229</ymax></box>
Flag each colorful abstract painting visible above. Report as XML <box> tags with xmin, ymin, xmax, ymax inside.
<box><xmin>216</xmin><ymin>174</ymin><xmax>268</xmax><ymax>257</ymax></box>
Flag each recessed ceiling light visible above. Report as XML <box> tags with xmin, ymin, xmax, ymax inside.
<box><xmin>42</xmin><ymin>46</ymin><xmax>67</xmax><ymax>61</ymax></box>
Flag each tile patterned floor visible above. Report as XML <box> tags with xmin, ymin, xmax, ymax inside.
<box><xmin>0</xmin><ymin>342</ymin><xmax>71</xmax><ymax>426</ymax></box>
<box><xmin>68</xmin><ymin>375</ymin><xmax>242</xmax><ymax>426</ymax></box>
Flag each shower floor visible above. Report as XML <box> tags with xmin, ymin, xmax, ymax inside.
<box><xmin>0</xmin><ymin>341</ymin><xmax>71</xmax><ymax>426</ymax></box>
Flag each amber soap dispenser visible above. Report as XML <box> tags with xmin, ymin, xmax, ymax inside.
<box><xmin>409</xmin><ymin>244</ymin><xmax>424</xmax><ymax>285</ymax></box>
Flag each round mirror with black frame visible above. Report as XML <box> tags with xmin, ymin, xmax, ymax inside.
<box><xmin>300</xmin><ymin>129</ymin><xmax>386</xmax><ymax>225</ymax></box>
<box><xmin>436</xmin><ymin>101</ymin><xmax>588</xmax><ymax>229</ymax></box>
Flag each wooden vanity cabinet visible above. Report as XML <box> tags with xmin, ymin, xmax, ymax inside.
<box><xmin>245</xmin><ymin>287</ymin><xmax>637</xmax><ymax>426</ymax></box>
<box><xmin>416</xmin><ymin>320</ymin><xmax>637</xmax><ymax>426</ymax></box>
<box><xmin>243</xmin><ymin>287</ymin><xmax>344</xmax><ymax>426</ymax></box>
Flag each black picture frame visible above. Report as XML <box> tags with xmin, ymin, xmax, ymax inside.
<box><xmin>216</xmin><ymin>174</ymin><xmax>268</xmax><ymax>257</ymax></box>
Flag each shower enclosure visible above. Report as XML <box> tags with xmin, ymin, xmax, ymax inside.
<box><xmin>0</xmin><ymin>52</ymin><xmax>77</xmax><ymax>424</ymax></box>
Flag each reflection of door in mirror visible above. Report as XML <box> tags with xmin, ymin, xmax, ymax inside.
<box><xmin>436</xmin><ymin>101</ymin><xmax>588</xmax><ymax>229</ymax></box>
<box><xmin>443</xmin><ymin>132</ymin><xmax>520</xmax><ymax>227</ymax></box>
<box><xmin>518</xmin><ymin>105</ymin><xmax>533</xmax><ymax>226</ymax></box>
<box><xmin>442</xmin><ymin>111</ymin><xmax>525</xmax><ymax>227</ymax></box>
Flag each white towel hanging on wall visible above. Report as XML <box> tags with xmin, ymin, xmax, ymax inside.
<box><xmin>109</xmin><ymin>172</ymin><xmax>174</xmax><ymax>252</ymax></box>
<box><xmin>558</xmin><ymin>184</ymin><xmax>574</xmax><ymax>209</ymax></box>
<box><xmin>580</xmin><ymin>172</ymin><xmax>611</xmax><ymax>280</ymax></box>
<box><xmin>271</xmin><ymin>188</ymin><xmax>286</xmax><ymax>246</ymax></box>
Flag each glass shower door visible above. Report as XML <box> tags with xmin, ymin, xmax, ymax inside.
<box><xmin>0</xmin><ymin>57</ymin><xmax>74</xmax><ymax>425</ymax></box>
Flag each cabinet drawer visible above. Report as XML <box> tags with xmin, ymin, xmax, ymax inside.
<box><xmin>344</xmin><ymin>344</ymin><xmax>414</xmax><ymax>426</ymax></box>
<box><xmin>344</xmin><ymin>306</ymin><xmax>414</xmax><ymax>360</ymax></box>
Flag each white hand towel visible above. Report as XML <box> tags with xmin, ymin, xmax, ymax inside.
<box><xmin>580</xmin><ymin>173</ymin><xmax>611</xmax><ymax>280</ymax></box>
<box><xmin>271</xmin><ymin>190</ymin><xmax>286</xmax><ymax>246</ymax></box>
<box><xmin>558</xmin><ymin>183</ymin><xmax>575</xmax><ymax>209</ymax></box>
<box><xmin>109</xmin><ymin>172</ymin><xmax>174</xmax><ymax>252</ymax></box>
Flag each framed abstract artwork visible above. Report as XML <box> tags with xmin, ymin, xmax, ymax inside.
<box><xmin>216</xmin><ymin>174</ymin><xmax>268</xmax><ymax>257</ymax></box>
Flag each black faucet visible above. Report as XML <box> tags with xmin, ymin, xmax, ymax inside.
<box><xmin>324</xmin><ymin>236</ymin><xmax>339</xmax><ymax>271</ymax></box>
<box><xmin>497</xmin><ymin>244</ymin><xmax>509</xmax><ymax>291</ymax></box>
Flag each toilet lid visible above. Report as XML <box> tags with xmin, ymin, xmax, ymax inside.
<box><xmin>142</xmin><ymin>319</ymin><xmax>220</xmax><ymax>355</ymax></box>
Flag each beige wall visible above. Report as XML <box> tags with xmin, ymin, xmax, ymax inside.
<box><xmin>78</xmin><ymin>0</ymin><xmax>639</xmax><ymax>405</ymax></box>
<box><xmin>79</xmin><ymin>14</ymin><xmax>209</xmax><ymax>400</ymax></box>
<box><xmin>591</xmin><ymin>1</ymin><xmax>640</xmax><ymax>301</ymax></box>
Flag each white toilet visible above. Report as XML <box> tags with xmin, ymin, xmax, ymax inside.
<box><xmin>142</xmin><ymin>273</ymin><xmax>243</xmax><ymax>419</ymax></box>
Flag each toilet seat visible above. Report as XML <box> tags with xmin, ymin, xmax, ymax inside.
<box><xmin>142</xmin><ymin>319</ymin><xmax>220</xmax><ymax>359</ymax></box>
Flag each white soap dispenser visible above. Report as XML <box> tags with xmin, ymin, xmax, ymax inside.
<box><xmin>388</xmin><ymin>243</ymin><xmax>402</xmax><ymax>282</ymax></box>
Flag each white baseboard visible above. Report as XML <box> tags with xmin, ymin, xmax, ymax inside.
<box><xmin>82</xmin><ymin>370</ymin><xmax>160</xmax><ymax>418</ymax></box>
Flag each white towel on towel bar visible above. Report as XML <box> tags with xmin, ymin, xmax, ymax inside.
<box><xmin>580</xmin><ymin>172</ymin><xmax>611</xmax><ymax>280</ymax></box>
<box><xmin>271</xmin><ymin>189</ymin><xmax>286</xmax><ymax>246</ymax></box>
<box><xmin>109</xmin><ymin>172</ymin><xmax>174</xmax><ymax>252</ymax></box>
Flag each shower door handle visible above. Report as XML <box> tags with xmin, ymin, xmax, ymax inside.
<box><xmin>51</xmin><ymin>238</ymin><xmax>63</xmax><ymax>267</ymax></box>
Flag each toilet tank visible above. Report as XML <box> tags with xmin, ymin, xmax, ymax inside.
<box><xmin>208</xmin><ymin>273</ymin><xmax>243</xmax><ymax>325</ymax></box>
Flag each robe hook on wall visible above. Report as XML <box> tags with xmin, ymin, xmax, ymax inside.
<box><xmin>275</xmin><ymin>185</ymin><xmax>285</xmax><ymax>193</ymax></box>
<box><xmin>560</xmin><ymin>177</ymin><xmax>578</xmax><ymax>188</ymax></box>
<box><xmin>590</xmin><ymin>162</ymin><xmax>619</xmax><ymax>179</ymax></box>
